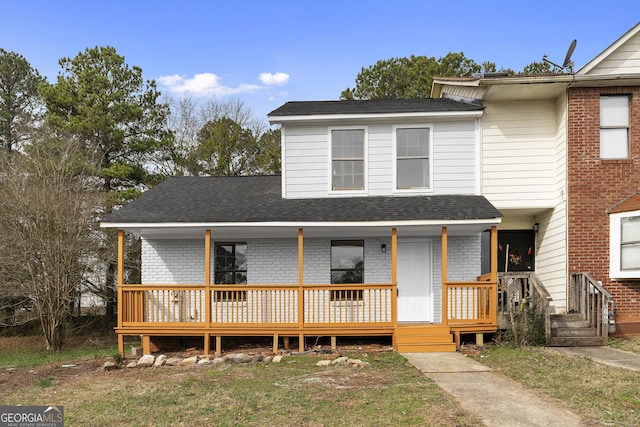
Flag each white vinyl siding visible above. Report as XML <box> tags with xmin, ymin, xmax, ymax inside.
<box><xmin>432</xmin><ymin>121</ymin><xmax>478</xmax><ymax>194</ymax></box>
<box><xmin>481</xmin><ymin>100</ymin><xmax>557</xmax><ymax>209</ymax></box>
<box><xmin>282</xmin><ymin>125</ymin><xmax>329</xmax><ymax>198</ymax></box>
<box><xmin>282</xmin><ymin>120</ymin><xmax>478</xmax><ymax>198</ymax></box>
<box><xmin>585</xmin><ymin>31</ymin><xmax>640</xmax><ymax>75</ymax></box>
<box><xmin>534</xmin><ymin>93</ymin><xmax>569</xmax><ymax>310</ymax></box>
<box><xmin>600</xmin><ymin>95</ymin><xmax>630</xmax><ymax>159</ymax></box>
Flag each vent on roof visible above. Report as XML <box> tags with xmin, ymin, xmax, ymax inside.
<box><xmin>471</xmin><ymin>72</ymin><xmax>510</xmax><ymax>78</ymax></box>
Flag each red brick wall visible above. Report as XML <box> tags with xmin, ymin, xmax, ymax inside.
<box><xmin>567</xmin><ymin>87</ymin><xmax>640</xmax><ymax>334</ymax></box>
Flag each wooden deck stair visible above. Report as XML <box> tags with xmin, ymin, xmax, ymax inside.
<box><xmin>548</xmin><ymin>314</ymin><xmax>605</xmax><ymax>347</ymax></box>
<box><xmin>395</xmin><ymin>324</ymin><xmax>456</xmax><ymax>352</ymax></box>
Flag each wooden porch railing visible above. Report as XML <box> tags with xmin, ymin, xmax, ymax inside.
<box><xmin>445</xmin><ymin>281</ymin><xmax>497</xmax><ymax>326</ymax></box>
<box><xmin>497</xmin><ymin>272</ymin><xmax>552</xmax><ymax>344</ymax></box>
<box><xmin>569</xmin><ymin>272</ymin><xmax>613</xmax><ymax>345</ymax></box>
<box><xmin>119</xmin><ymin>283</ymin><xmax>394</xmax><ymax>330</ymax></box>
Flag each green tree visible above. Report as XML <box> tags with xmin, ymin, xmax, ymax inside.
<box><xmin>40</xmin><ymin>46</ymin><xmax>171</xmax><ymax>195</ymax></box>
<box><xmin>165</xmin><ymin>97</ymin><xmax>281</xmax><ymax>176</ymax></box>
<box><xmin>191</xmin><ymin>117</ymin><xmax>280</xmax><ymax>176</ymax></box>
<box><xmin>341</xmin><ymin>52</ymin><xmax>482</xmax><ymax>100</ymax></box>
<box><xmin>40</xmin><ymin>46</ymin><xmax>171</xmax><ymax>324</ymax></box>
<box><xmin>0</xmin><ymin>49</ymin><xmax>44</xmax><ymax>153</ymax></box>
<box><xmin>520</xmin><ymin>60</ymin><xmax>554</xmax><ymax>75</ymax></box>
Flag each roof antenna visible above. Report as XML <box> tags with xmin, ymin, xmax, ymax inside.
<box><xmin>542</xmin><ymin>39</ymin><xmax>577</xmax><ymax>74</ymax></box>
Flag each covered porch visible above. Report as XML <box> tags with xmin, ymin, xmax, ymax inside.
<box><xmin>114</xmin><ymin>225</ymin><xmax>499</xmax><ymax>355</ymax></box>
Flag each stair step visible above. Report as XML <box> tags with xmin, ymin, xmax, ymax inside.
<box><xmin>551</xmin><ymin>319</ymin><xmax>590</xmax><ymax>328</ymax></box>
<box><xmin>396</xmin><ymin>325</ymin><xmax>451</xmax><ymax>335</ymax></box>
<box><xmin>395</xmin><ymin>325</ymin><xmax>455</xmax><ymax>352</ymax></box>
<box><xmin>396</xmin><ymin>334</ymin><xmax>455</xmax><ymax>344</ymax></box>
<box><xmin>548</xmin><ymin>336</ymin><xmax>605</xmax><ymax>347</ymax></box>
<box><xmin>552</xmin><ymin>327</ymin><xmax>597</xmax><ymax>337</ymax></box>
<box><xmin>397</xmin><ymin>342</ymin><xmax>456</xmax><ymax>353</ymax></box>
<box><xmin>551</xmin><ymin>314</ymin><xmax>590</xmax><ymax>328</ymax></box>
<box><xmin>551</xmin><ymin>313</ymin><xmax>584</xmax><ymax>321</ymax></box>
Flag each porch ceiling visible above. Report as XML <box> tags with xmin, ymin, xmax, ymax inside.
<box><xmin>116</xmin><ymin>220</ymin><xmax>500</xmax><ymax>240</ymax></box>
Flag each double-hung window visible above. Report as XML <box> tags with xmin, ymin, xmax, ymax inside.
<box><xmin>330</xmin><ymin>240</ymin><xmax>364</xmax><ymax>301</ymax></box>
<box><xmin>331</xmin><ymin>129</ymin><xmax>365</xmax><ymax>191</ymax></box>
<box><xmin>609</xmin><ymin>211</ymin><xmax>640</xmax><ymax>279</ymax></box>
<box><xmin>600</xmin><ymin>95</ymin><xmax>630</xmax><ymax>159</ymax></box>
<box><xmin>396</xmin><ymin>127</ymin><xmax>431</xmax><ymax>189</ymax></box>
<box><xmin>214</xmin><ymin>242</ymin><xmax>247</xmax><ymax>301</ymax></box>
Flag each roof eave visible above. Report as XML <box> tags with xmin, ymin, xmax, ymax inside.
<box><xmin>268</xmin><ymin>110</ymin><xmax>483</xmax><ymax>124</ymax></box>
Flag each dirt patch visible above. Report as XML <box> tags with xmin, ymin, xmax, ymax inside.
<box><xmin>0</xmin><ymin>335</ymin><xmax>394</xmax><ymax>394</ymax></box>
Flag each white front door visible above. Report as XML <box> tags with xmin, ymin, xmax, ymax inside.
<box><xmin>397</xmin><ymin>239</ymin><xmax>432</xmax><ymax>322</ymax></box>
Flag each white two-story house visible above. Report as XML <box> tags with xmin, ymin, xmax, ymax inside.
<box><xmin>102</xmin><ymin>98</ymin><xmax>503</xmax><ymax>355</ymax></box>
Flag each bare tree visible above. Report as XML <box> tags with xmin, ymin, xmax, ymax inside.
<box><xmin>0</xmin><ymin>132</ymin><xmax>101</xmax><ymax>350</ymax></box>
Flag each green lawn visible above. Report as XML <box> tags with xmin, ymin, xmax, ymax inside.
<box><xmin>473</xmin><ymin>343</ymin><xmax>640</xmax><ymax>426</ymax></box>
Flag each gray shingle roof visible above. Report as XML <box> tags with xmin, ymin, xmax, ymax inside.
<box><xmin>268</xmin><ymin>98</ymin><xmax>483</xmax><ymax>117</ymax></box>
<box><xmin>102</xmin><ymin>176</ymin><xmax>501</xmax><ymax>224</ymax></box>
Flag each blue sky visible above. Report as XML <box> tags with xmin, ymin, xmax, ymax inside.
<box><xmin>2</xmin><ymin>1</ymin><xmax>638</xmax><ymax>123</ymax></box>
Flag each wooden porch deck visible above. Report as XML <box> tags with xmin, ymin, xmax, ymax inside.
<box><xmin>115</xmin><ymin>281</ymin><xmax>497</xmax><ymax>355</ymax></box>
<box><xmin>114</xmin><ymin>226</ymin><xmax>499</xmax><ymax>355</ymax></box>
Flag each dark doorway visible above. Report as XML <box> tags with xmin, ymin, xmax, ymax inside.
<box><xmin>482</xmin><ymin>229</ymin><xmax>536</xmax><ymax>274</ymax></box>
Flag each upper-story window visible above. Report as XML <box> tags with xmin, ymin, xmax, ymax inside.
<box><xmin>600</xmin><ymin>95</ymin><xmax>630</xmax><ymax>159</ymax></box>
<box><xmin>395</xmin><ymin>126</ymin><xmax>431</xmax><ymax>189</ymax></box>
<box><xmin>609</xmin><ymin>211</ymin><xmax>640</xmax><ymax>279</ymax></box>
<box><xmin>331</xmin><ymin>128</ymin><xmax>365</xmax><ymax>191</ymax></box>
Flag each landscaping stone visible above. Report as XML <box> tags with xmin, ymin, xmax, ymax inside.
<box><xmin>332</xmin><ymin>356</ymin><xmax>349</xmax><ymax>365</ymax></box>
<box><xmin>179</xmin><ymin>356</ymin><xmax>199</xmax><ymax>366</ymax></box>
<box><xmin>102</xmin><ymin>361</ymin><xmax>119</xmax><ymax>371</ymax></box>
<box><xmin>197</xmin><ymin>358</ymin><xmax>211</xmax><ymax>365</ymax></box>
<box><xmin>137</xmin><ymin>354</ymin><xmax>155</xmax><ymax>368</ymax></box>
<box><xmin>211</xmin><ymin>357</ymin><xmax>226</xmax><ymax>365</ymax></box>
<box><xmin>165</xmin><ymin>357</ymin><xmax>182</xmax><ymax>366</ymax></box>
<box><xmin>126</xmin><ymin>361</ymin><xmax>138</xmax><ymax>368</ymax></box>
<box><xmin>272</xmin><ymin>355</ymin><xmax>283</xmax><ymax>363</ymax></box>
<box><xmin>226</xmin><ymin>353</ymin><xmax>252</xmax><ymax>363</ymax></box>
<box><xmin>349</xmin><ymin>359</ymin><xmax>369</xmax><ymax>368</ymax></box>
<box><xmin>153</xmin><ymin>355</ymin><xmax>167</xmax><ymax>367</ymax></box>
<box><xmin>315</xmin><ymin>360</ymin><xmax>331</xmax><ymax>367</ymax></box>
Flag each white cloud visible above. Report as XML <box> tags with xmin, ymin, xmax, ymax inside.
<box><xmin>259</xmin><ymin>72</ymin><xmax>290</xmax><ymax>86</ymax></box>
<box><xmin>157</xmin><ymin>73</ymin><xmax>261</xmax><ymax>97</ymax></box>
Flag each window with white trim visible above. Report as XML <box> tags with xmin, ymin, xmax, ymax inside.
<box><xmin>396</xmin><ymin>127</ymin><xmax>430</xmax><ymax>189</ymax></box>
<box><xmin>600</xmin><ymin>95</ymin><xmax>630</xmax><ymax>159</ymax></box>
<box><xmin>609</xmin><ymin>211</ymin><xmax>640</xmax><ymax>279</ymax></box>
<box><xmin>331</xmin><ymin>129</ymin><xmax>365</xmax><ymax>191</ymax></box>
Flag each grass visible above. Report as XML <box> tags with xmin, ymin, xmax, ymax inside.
<box><xmin>0</xmin><ymin>337</ymin><xmax>481</xmax><ymax>427</ymax></box>
<box><xmin>3</xmin><ymin>335</ymin><xmax>640</xmax><ymax>426</ymax></box>
<box><xmin>473</xmin><ymin>342</ymin><xmax>640</xmax><ymax>426</ymax></box>
<box><xmin>609</xmin><ymin>336</ymin><xmax>640</xmax><ymax>354</ymax></box>
<box><xmin>0</xmin><ymin>335</ymin><xmax>121</xmax><ymax>368</ymax></box>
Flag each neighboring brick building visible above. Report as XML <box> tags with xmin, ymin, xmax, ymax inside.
<box><xmin>567</xmin><ymin>22</ymin><xmax>640</xmax><ymax>334</ymax></box>
<box><xmin>568</xmin><ymin>86</ymin><xmax>640</xmax><ymax>334</ymax></box>
<box><xmin>433</xmin><ymin>22</ymin><xmax>640</xmax><ymax>336</ymax></box>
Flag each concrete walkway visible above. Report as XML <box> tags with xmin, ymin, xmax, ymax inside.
<box><xmin>551</xmin><ymin>346</ymin><xmax>640</xmax><ymax>371</ymax></box>
<box><xmin>403</xmin><ymin>352</ymin><xmax>583</xmax><ymax>427</ymax></box>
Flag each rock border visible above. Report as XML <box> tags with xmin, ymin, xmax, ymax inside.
<box><xmin>103</xmin><ymin>351</ymin><xmax>370</xmax><ymax>370</ymax></box>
